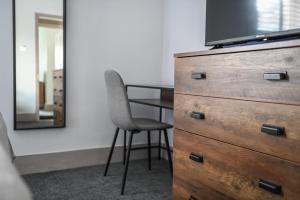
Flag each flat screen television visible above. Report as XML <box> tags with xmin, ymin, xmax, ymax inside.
<box><xmin>206</xmin><ymin>0</ymin><xmax>300</xmax><ymax>47</ymax></box>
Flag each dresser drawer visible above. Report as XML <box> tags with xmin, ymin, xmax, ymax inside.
<box><xmin>53</xmin><ymin>89</ymin><xmax>63</xmax><ymax>97</ymax></box>
<box><xmin>53</xmin><ymin>69</ymin><xmax>63</xmax><ymax>78</ymax></box>
<box><xmin>173</xmin><ymin>176</ymin><xmax>234</xmax><ymax>200</ymax></box>
<box><xmin>53</xmin><ymin>70</ymin><xmax>63</xmax><ymax>91</ymax></box>
<box><xmin>174</xmin><ymin>129</ymin><xmax>300</xmax><ymax>200</ymax></box>
<box><xmin>54</xmin><ymin>95</ymin><xmax>63</xmax><ymax>107</ymax></box>
<box><xmin>174</xmin><ymin>94</ymin><xmax>300</xmax><ymax>164</ymax></box>
<box><xmin>53</xmin><ymin>78</ymin><xmax>63</xmax><ymax>91</ymax></box>
<box><xmin>175</xmin><ymin>47</ymin><xmax>300</xmax><ymax>105</ymax></box>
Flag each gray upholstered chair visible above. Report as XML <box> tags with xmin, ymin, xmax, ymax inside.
<box><xmin>0</xmin><ymin>113</ymin><xmax>32</xmax><ymax>200</ymax></box>
<box><xmin>0</xmin><ymin>113</ymin><xmax>14</xmax><ymax>161</ymax></box>
<box><xmin>103</xmin><ymin>70</ymin><xmax>173</xmax><ymax>195</ymax></box>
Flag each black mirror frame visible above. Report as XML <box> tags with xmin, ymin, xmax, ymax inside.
<box><xmin>13</xmin><ymin>0</ymin><xmax>67</xmax><ymax>130</ymax></box>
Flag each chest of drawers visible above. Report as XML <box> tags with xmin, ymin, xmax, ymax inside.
<box><xmin>173</xmin><ymin>40</ymin><xmax>300</xmax><ymax>200</ymax></box>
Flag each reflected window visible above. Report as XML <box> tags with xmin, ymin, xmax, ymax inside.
<box><xmin>257</xmin><ymin>0</ymin><xmax>300</xmax><ymax>32</ymax></box>
<box><xmin>282</xmin><ymin>0</ymin><xmax>300</xmax><ymax>30</ymax></box>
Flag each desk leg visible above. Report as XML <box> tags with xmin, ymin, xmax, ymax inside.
<box><xmin>158</xmin><ymin>107</ymin><xmax>162</xmax><ymax>160</ymax></box>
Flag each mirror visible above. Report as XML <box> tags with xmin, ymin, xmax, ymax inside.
<box><xmin>13</xmin><ymin>0</ymin><xmax>66</xmax><ymax>130</ymax></box>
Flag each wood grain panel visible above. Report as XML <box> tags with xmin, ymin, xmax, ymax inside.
<box><xmin>173</xmin><ymin>176</ymin><xmax>235</xmax><ymax>200</ymax></box>
<box><xmin>174</xmin><ymin>129</ymin><xmax>300</xmax><ymax>200</ymax></box>
<box><xmin>174</xmin><ymin>94</ymin><xmax>300</xmax><ymax>164</ymax></box>
<box><xmin>175</xmin><ymin>47</ymin><xmax>300</xmax><ymax>105</ymax></box>
<box><xmin>161</xmin><ymin>88</ymin><xmax>174</xmax><ymax>103</ymax></box>
<box><xmin>39</xmin><ymin>82</ymin><xmax>45</xmax><ymax>108</ymax></box>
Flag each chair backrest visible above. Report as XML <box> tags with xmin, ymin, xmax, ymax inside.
<box><xmin>104</xmin><ymin>70</ymin><xmax>137</xmax><ymax>131</ymax></box>
<box><xmin>0</xmin><ymin>113</ymin><xmax>14</xmax><ymax>161</ymax></box>
<box><xmin>0</xmin><ymin>145</ymin><xmax>32</xmax><ymax>200</ymax></box>
<box><xmin>0</xmin><ymin>113</ymin><xmax>32</xmax><ymax>200</ymax></box>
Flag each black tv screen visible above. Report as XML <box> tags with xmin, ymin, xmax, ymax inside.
<box><xmin>206</xmin><ymin>0</ymin><xmax>300</xmax><ymax>46</ymax></box>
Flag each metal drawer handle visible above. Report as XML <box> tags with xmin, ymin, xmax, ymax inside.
<box><xmin>261</xmin><ymin>124</ymin><xmax>285</xmax><ymax>136</ymax></box>
<box><xmin>189</xmin><ymin>195</ymin><xmax>198</xmax><ymax>200</ymax></box>
<box><xmin>189</xmin><ymin>153</ymin><xmax>203</xmax><ymax>163</ymax></box>
<box><xmin>190</xmin><ymin>112</ymin><xmax>205</xmax><ymax>120</ymax></box>
<box><xmin>191</xmin><ymin>72</ymin><xmax>206</xmax><ymax>80</ymax></box>
<box><xmin>264</xmin><ymin>72</ymin><xmax>287</xmax><ymax>81</ymax></box>
<box><xmin>258</xmin><ymin>179</ymin><xmax>282</xmax><ymax>194</ymax></box>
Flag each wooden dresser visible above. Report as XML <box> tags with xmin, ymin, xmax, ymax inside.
<box><xmin>173</xmin><ymin>40</ymin><xmax>300</xmax><ymax>200</ymax></box>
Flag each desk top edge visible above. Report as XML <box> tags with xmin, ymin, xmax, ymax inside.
<box><xmin>129</xmin><ymin>98</ymin><xmax>174</xmax><ymax>109</ymax></box>
<box><xmin>126</xmin><ymin>84</ymin><xmax>174</xmax><ymax>90</ymax></box>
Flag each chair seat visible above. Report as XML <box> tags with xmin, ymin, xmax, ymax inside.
<box><xmin>133</xmin><ymin>118</ymin><xmax>173</xmax><ymax>131</ymax></box>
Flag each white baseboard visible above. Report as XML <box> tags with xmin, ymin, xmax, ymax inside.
<box><xmin>14</xmin><ymin>144</ymin><xmax>164</xmax><ymax>175</ymax></box>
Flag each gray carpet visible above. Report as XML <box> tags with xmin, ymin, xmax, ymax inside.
<box><xmin>23</xmin><ymin>160</ymin><xmax>172</xmax><ymax>200</ymax></box>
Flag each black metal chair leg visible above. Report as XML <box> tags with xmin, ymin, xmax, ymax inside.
<box><xmin>158</xmin><ymin>131</ymin><xmax>161</xmax><ymax>160</ymax></box>
<box><xmin>147</xmin><ymin>131</ymin><xmax>152</xmax><ymax>170</ymax></box>
<box><xmin>123</xmin><ymin>130</ymin><xmax>127</xmax><ymax>165</ymax></box>
<box><xmin>104</xmin><ymin>128</ymin><xmax>120</xmax><ymax>176</ymax></box>
<box><xmin>163</xmin><ymin>129</ymin><xmax>173</xmax><ymax>177</ymax></box>
<box><xmin>158</xmin><ymin>107</ymin><xmax>162</xmax><ymax>160</ymax></box>
<box><xmin>121</xmin><ymin>131</ymin><xmax>134</xmax><ymax>195</ymax></box>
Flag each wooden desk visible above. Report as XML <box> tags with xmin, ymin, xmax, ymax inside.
<box><xmin>125</xmin><ymin>84</ymin><xmax>174</xmax><ymax>161</ymax></box>
<box><xmin>129</xmin><ymin>99</ymin><xmax>173</xmax><ymax>110</ymax></box>
<box><xmin>126</xmin><ymin>84</ymin><xmax>174</xmax><ymax>108</ymax></box>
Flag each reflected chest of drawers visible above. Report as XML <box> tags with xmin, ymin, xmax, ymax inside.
<box><xmin>173</xmin><ymin>40</ymin><xmax>300</xmax><ymax>200</ymax></box>
<box><xmin>53</xmin><ymin>69</ymin><xmax>64</xmax><ymax>126</ymax></box>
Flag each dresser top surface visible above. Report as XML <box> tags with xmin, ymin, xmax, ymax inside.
<box><xmin>175</xmin><ymin>39</ymin><xmax>300</xmax><ymax>58</ymax></box>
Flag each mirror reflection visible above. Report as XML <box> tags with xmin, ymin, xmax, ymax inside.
<box><xmin>14</xmin><ymin>0</ymin><xmax>65</xmax><ymax>130</ymax></box>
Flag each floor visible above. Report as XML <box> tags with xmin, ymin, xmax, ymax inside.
<box><xmin>23</xmin><ymin>159</ymin><xmax>172</xmax><ymax>200</ymax></box>
<box><xmin>39</xmin><ymin>110</ymin><xmax>54</xmax><ymax>120</ymax></box>
<box><xmin>16</xmin><ymin>120</ymin><xmax>55</xmax><ymax>129</ymax></box>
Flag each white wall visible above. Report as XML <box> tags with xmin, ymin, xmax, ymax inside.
<box><xmin>0</xmin><ymin>0</ymin><xmax>163</xmax><ymax>156</ymax></box>
<box><xmin>162</xmin><ymin>0</ymin><xmax>207</xmax><ymax>85</ymax></box>
<box><xmin>161</xmin><ymin>0</ymin><xmax>208</xmax><ymax>145</ymax></box>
